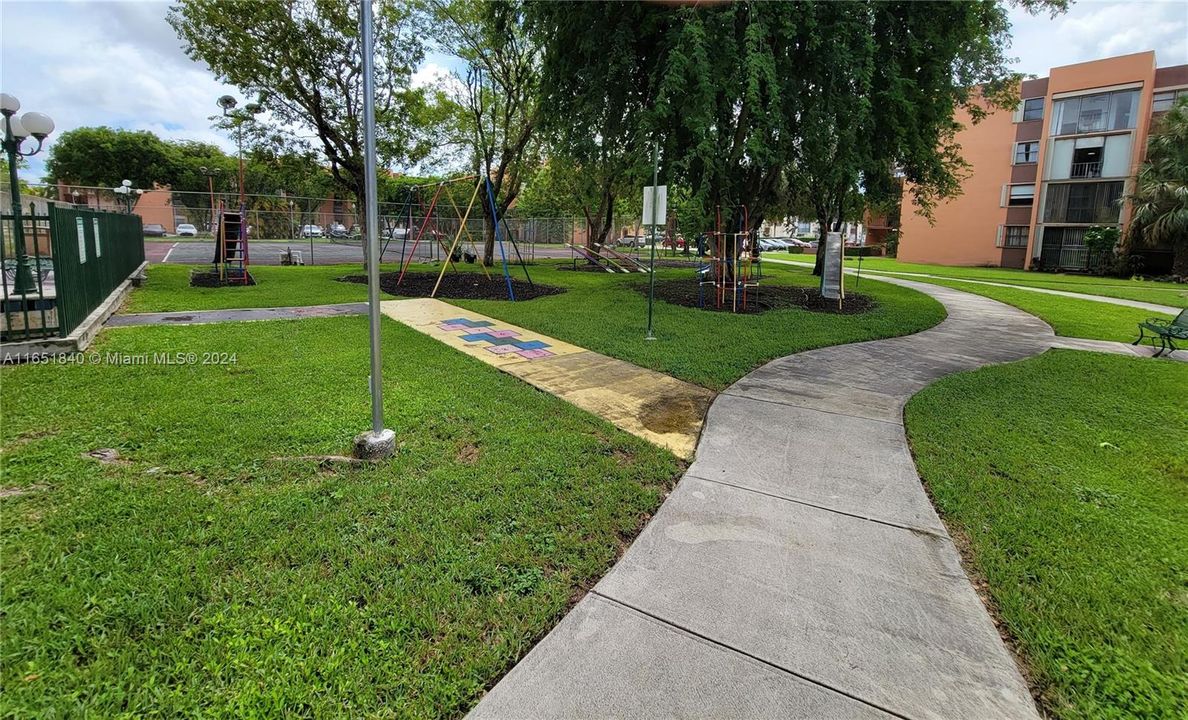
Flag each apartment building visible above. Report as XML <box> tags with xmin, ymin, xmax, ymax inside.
<box><xmin>898</xmin><ymin>51</ymin><xmax>1188</xmax><ymax>271</ymax></box>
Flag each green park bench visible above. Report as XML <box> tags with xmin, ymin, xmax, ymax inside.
<box><xmin>1133</xmin><ymin>308</ymin><xmax>1188</xmax><ymax>356</ymax></box>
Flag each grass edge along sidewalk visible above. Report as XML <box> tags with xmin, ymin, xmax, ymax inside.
<box><xmin>0</xmin><ymin>316</ymin><xmax>682</xmax><ymax>718</ymax></box>
<box><xmin>906</xmin><ymin>349</ymin><xmax>1188</xmax><ymax>720</ymax></box>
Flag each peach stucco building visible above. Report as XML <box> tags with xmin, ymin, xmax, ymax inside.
<box><xmin>898</xmin><ymin>51</ymin><xmax>1188</xmax><ymax>270</ymax></box>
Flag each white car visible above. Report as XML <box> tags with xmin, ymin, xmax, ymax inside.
<box><xmin>758</xmin><ymin>237</ymin><xmax>791</xmax><ymax>251</ymax></box>
<box><xmin>301</xmin><ymin>224</ymin><xmax>324</xmax><ymax>238</ymax></box>
<box><xmin>176</xmin><ymin>223</ymin><xmax>198</xmax><ymax>237</ymax></box>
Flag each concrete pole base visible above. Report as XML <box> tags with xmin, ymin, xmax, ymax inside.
<box><xmin>352</xmin><ymin>428</ymin><xmax>396</xmax><ymax>461</ymax></box>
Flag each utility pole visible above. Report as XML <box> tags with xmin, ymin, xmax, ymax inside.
<box><xmin>352</xmin><ymin>0</ymin><xmax>395</xmax><ymax>460</ymax></box>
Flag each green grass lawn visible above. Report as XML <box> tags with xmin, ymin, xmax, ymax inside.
<box><xmin>125</xmin><ymin>261</ymin><xmax>947</xmax><ymax>390</ymax></box>
<box><xmin>459</xmin><ymin>262</ymin><xmax>945</xmax><ymax>390</ymax></box>
<box><xmin>0</xmin><ymin>317</ymin><xmax>681</xmax><ymax>717</ymax></box>
<box><xmin>849</xmin><ymin>256</ymin><xmax>1188</xmax><ymax>308</ymax></box>
<box><xmin>125</xmin><ymin>264</ymin><xmax>377</xmax><ymax>312</ymax></box>
<box><xmin>896</xmin><ymin>275</ymin><xmax>1170</xmax><ymax>343</ymax></box>
<box><xmin>906</xmin><ymin>350</ymin><xmax>1188</xmax><ymax>719</ymax></box>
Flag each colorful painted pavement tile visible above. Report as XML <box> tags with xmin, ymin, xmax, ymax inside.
<box><xmin>485</xmin><ymin>344</ymin><xmax>523</xmax><ymax>355</ymax></box>
<box><xmin>516</xmin><ymin>348</ymin><xmax>555</xmax><ymax>360</ymax></box>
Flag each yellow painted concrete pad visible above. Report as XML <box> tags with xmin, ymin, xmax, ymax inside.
<box><xmin>381</xmin><ymin>298</ymin><xmax>585</xmax><ymax>368</ymax></box>
<box><xmin>381</xmin><ymin>298</ymin><xmax>713</xmax><ymax>459</ymax></box>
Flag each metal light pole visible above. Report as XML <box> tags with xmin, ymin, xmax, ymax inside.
<box><xmin>645</xmin><ymin>141</ymin><xmax>659</xmax><ymax>340</ymax></box>
<box><xmin>1</xmin><ymin>93</ymin><xmax>55</xmax><ymax>296</ymax></box>
<box><xmin>352</xmin><ymin>0</ymin><xmax>395</xmax><ymax>460</ymax></box>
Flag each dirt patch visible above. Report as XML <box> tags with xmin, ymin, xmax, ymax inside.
<box><xmin>456</xmin><ymin>443</ymin><xmax>481</xmax><ymax>465</ymax></box>
<box><xmin>0</xmin><ymin>484</ymin><xmax>46</xmax><ymax>499</ymax></box>
<box><xmin>189</xmin><ymin>270</ymin><xmax>257</xmax><ymax>287</ymax></box>
<box><xmin>638</xmin><ymin>394</ymin><xmax>711</xmax><ymax>435</ymax></box>
<box><xmin>639</xmin><ymin>278</ymin><xmax>876</xmax><ymax>315</ymax></box>
<box><xmin>339</xmin><ymin>271</ymin><xmax>564</xmax><ymax>301</ymax></box>
<box><xmin>82</xmin><ymin>448</ymin><xmax>130</xmax><ymax>465</ymax></box>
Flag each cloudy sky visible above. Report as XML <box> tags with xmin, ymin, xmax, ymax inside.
<box><xmin>3</xmin><ymin>0</ymin><xmax>1186</xmax><ymax>183</ymax></box>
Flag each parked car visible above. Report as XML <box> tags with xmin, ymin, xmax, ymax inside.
<box><xmin>143</xmin><ymin>224</ymin><xmax>167</xmax><ymax>237</ymax></box>
<box><xmin>787</xmin><ymin>237</ymin><xmax>814</xmax><ymax>248</ymax></box>
<box><xmin>758</xmin><ymin>237</ymin><xmax>791</xmax><ymax>252</ymax></box>
<box><xmin>301</xmin><ymin>224</ymin><xmax>324</xmax><ymax>238</ymax></box>
<box><xmin>176</xmin><ymin>223</ymin><xmax>198</xmax><ymax>237</ymax></box>
<box><xmin>328</xmin><ymin>222</ymin><xmax>349</xmax><ymax>238</ymax></box>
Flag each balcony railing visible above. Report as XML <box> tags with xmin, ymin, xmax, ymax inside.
<box><xmin>1070</xmin><ymin>161</ymin><xmax>1103</xmax><ymax>178</ymax></box>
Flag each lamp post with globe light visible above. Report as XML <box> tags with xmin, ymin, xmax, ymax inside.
<box><xmin>217</xmin><ymin>96</ymin><xmax>261</xmax><ymax>205</ymax></box>
<box><xmin>1</xmin><ymin>92</ymin><xmax>55</xmax><ymax>295</ymax></box>
<box><xmin>113</xmin><ymin>179</ymin><xmax>143</xmax><ymax>214</ymax></box>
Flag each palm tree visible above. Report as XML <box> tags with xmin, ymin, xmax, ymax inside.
<box><xmin>1127</xmin><ymin>96</ymin><xmax>1188</xmax><ymax>278</ymax></box>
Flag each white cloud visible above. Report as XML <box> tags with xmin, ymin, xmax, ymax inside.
<box><xmin>1008</xmin><ymin>0</ymin><xmax>1188</xmax><ymax>75</ymax></box>
<box><xmin>4</xmin><ymin>1</ymin><xmax>1185</xmax><ymax>183</ymax></box>
<box><xmin>1</xmin><ymin>0</ymin><xmax>239</xmax><ymax>182</ymax></box>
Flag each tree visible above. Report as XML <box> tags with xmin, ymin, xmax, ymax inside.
<box><xmin>45</xmin><ymin>126</ymin><xmax>176</xmax><ymax>187</ymax></box>
<box><xmin>528</xmin><ymin>1</ymin><xmax>1067</xmax><ymax>274</ymax></box>
<box><xmin>433</xmin><ymin>0</ymin><xmax>540</xmax><ymax>265</ymax></box>
<box><xmin>1128</xmin><ymin>97</ymin><xmax>1188</xmax><ymax>278</ymax></box>
<box><xmin>526</xmin><ymin>1</ymin><xmax>664</xmax><ymax>251</ymax></box>
<box><xmin>168</xmin><ymin>0</ymin><xmax>435</xmax><ymax>221</ymax></box>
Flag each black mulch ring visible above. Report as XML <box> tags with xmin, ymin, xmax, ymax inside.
<box><xmin>339</xmin><ymin>271</ymin><xmax>565</xmax><ymax>301</ymax></box>
<box><xmin>189</xmin><ymin>269</ymin><xmax>256</xmax><ymax>287</ymax></box>
<box><xmin>639</xmin><ymin>278</ymin><xmax>876</xmax><ymax>315</ymax></box>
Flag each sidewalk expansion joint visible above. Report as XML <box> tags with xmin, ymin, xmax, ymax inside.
<box><xmin>688</xmin><ymin>473</ymin><xmax>949</xmax><ymax>540</ymax></box>
<box><xmin>588</xmin><ymin>590</ymin><xmax>912</xmax><ymax>720</ymax></box>
<box><xmin>719</xmin><ymin>389</ymin><xmax>906</xmax><ymax>426</ymax></box>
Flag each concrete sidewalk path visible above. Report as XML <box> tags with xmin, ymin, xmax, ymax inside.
<box><xmin>471</xmin><ymin>278</ymin><xmax>1052</xmax><ymax>720</ymax></box>
<box><xmin>766</xmin><ymin>257</ymin><xmax>1182</xmax><ymax>315</ymax></box>
<box><xmin>380</xmin><ymin>298</ymin><xmax>713</xmax><ymax>460</ymax></box>
<box><xmin>106</xmin><ymin>302</ymin><xmax>368</xmax><ymax>326</ymax></box>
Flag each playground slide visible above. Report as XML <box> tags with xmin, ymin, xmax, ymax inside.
<box><xmin>594</xmin><ymin>243</ymin><xmax>651</xmax><ymax>273</ymax></box>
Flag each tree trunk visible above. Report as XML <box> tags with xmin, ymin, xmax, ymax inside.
<box><xmin>483</xmin><ymin>214</ymin><xmax>496</xmax><ymax>267</ymax></box>
<box><xmin>812</xmin><ymin>213</ymin><xmax>830</xmax><ymax>276</ymax></box>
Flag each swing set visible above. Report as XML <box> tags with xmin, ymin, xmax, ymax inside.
<box><xmin>697</xmin><ymin>204</ymin><xmax>761</xmax><ymax>313</ymax></box>
<box><xmin>381</xmin><ymin>175</ymin><xmax>534</xmax><ymax>301</ymax></box>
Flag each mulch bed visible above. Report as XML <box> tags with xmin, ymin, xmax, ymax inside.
<box><xmin>189</xmin><ymin>269</ymin><xmax>256</xmax><ymax>287</ymax></box>
<box><xmin>639</xmin><ymin>278</ymin><xmax>875</xmax><ymax>315</ymax></box>
<box><xmin>339</xmin><ymin>271</ymin><xmax>564</xmax><ymax>301</ymax></box>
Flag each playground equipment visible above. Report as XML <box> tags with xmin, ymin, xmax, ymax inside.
<box><xmin>697</xmin><ymin>205</ymin><xmax>761</xmax><ymax>312</ymax></box>
<box><xmin>209</xmin><ymin>201</ymin><xmax>251</xmax><ymax>285</ymax></box>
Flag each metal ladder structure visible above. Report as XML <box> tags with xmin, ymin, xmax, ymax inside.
<box><xmin>214</xmin><ymin>204</ymin><xmax>250</xmax><ymax>284</ymax></box>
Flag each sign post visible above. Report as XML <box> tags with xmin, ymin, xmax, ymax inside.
<box><xmin>820</xmin><ymin>231</ymin><xmax>845</xmax><ymax>308</ymax></box>
<box><xmin>643</xmin><ymin>144</ymin><xmax>665</xmax><ymax>341</ymax></box>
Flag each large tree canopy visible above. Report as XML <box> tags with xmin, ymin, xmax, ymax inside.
<box><xmin>528</xmin><ymin>0</ymin><xmax>1066</xmax><ymax>269</ymax></box>
<box><xmin>432</xmin><ymin>0</ymin><xmax>541</xmax><ymax>265</ymax></box>
<box><xmin>168</xmin><ymin>0</ymin><xmax>435</xmax><ymax>214</ymax></box>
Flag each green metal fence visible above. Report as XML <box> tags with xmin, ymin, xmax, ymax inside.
<box><xmin>1</xmin><ymin>204</ymin><xmax>143</xmax><ymax>342</ymax></box>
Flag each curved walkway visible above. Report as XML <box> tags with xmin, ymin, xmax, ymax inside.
<box><xmin>766</xmin><ymin>257</ymin><xmax>1182</xmax><ymax>315</ymax></box>
<box><xmin>471</xmin><ymin>279</ymin><xmax>1054</xmax><ymax>719</ymax></box>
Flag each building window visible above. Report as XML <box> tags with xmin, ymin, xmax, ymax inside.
<box><xmin>1042</xmin><ymin>181</ymin><xmax>1124</xmax><ymax>224</ymax></box>
<box><xmin>1014</xmin><ymin>141</ymin><xmax>1039</xmax><ymax>164</ymax></box>
<box><xmin>1070</xmin><ymin>146</ymin><xmax>1103</xmax><ymax>178</ymax></box>
<box><xmin>1001</xmin><ymin>225</ymin><xmax>1029</xmax><ymax>248</ymax></box>
<box><xmin>1153</xmin><ymin>89</ymin><xmax>1187</xmax><ymax>112</ymax></box>
<box><xmin>1051</xmin><ymin>89</ymin><xmax>1140</xmax><ymax>135</ymax></box>
<box><xmin>1022</xmin><ymin>97</ymin><xmax>1044</xmax><ymax>121</ymax></box>
<box><xmin>1008</xmin><ymin>184</ymin><xmax>1035</xmax><ymax>206</ymax></box>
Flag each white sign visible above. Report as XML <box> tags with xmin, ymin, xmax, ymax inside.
<box><xmin>92</xmin><ymin>218</ymin><xmax>102</xmax><ymax>257</ymax></box>
<box><xmin>820</xmin><ymin>231</ymin><xmax>844</xmax><ymax>300</ymax></box>
<box><xmin>642</xmin><ymin>185</ymin><xmax>667</xmax><ymax>226</ymax></box>
<box><xmin>76</xmin><ymin>217</ymin><xmax>87</xmax><ymax>263</ymax></box>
